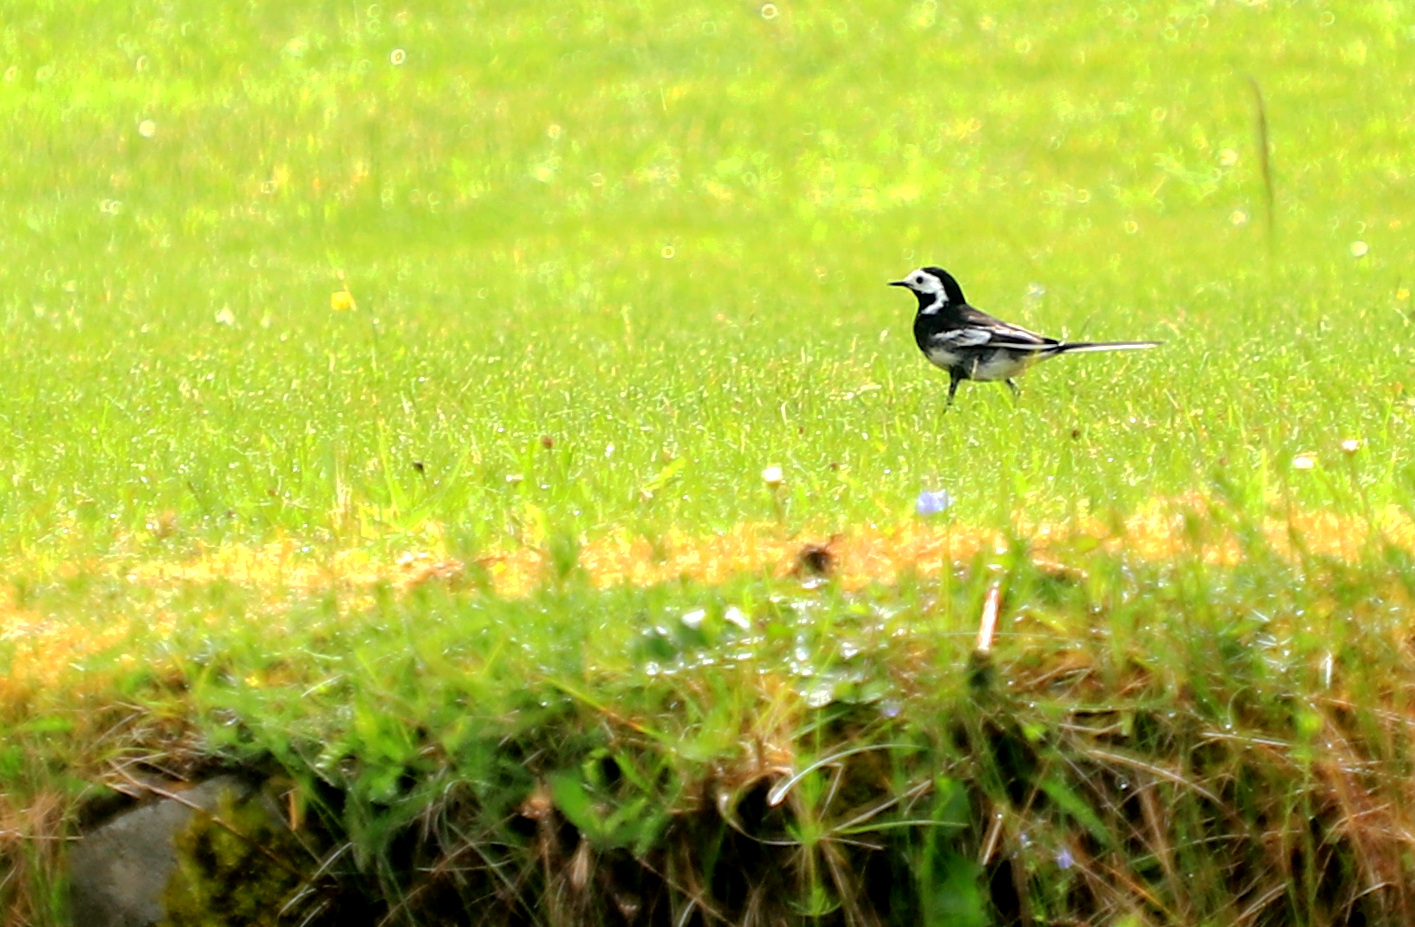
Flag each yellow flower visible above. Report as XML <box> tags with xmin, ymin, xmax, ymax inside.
<box><xmin>330</xmin><ymin>287</ymin><xmax>357</xmax><ymax>311</ymax></box>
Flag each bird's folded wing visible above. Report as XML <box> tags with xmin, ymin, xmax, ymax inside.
<box><xmin>932</xmin><ymin>327</ymin><xmax>995</xmax><ymax>348</ymax></box>
<box><xmin>931</xmin><ymin>324</ymin><xmax>1054</xmax><ymax>351</ymax></box>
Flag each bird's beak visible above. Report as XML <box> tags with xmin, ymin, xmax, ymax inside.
<box><xmin>888</xmin><ymin>280</ymin><xmax>909</xmax><ymax>287</ymax></box>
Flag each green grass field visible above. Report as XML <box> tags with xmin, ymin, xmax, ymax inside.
<box><xmin>3</xmin><ymin>1</ymin><xmax>1415</xmax><ymax>924</ymax></box>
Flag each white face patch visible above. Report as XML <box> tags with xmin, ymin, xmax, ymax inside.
<box><xmin>905</xmin><ymin>269</ymin><xmax>948</xmax><ymax>310</ymax></box>
<box><xmin>909</xmin><ymin>270</ymin><xmax>945</xmax><ymax>295</ymax></box>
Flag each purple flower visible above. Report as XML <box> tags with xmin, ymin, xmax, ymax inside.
<box><xmin>1055</xmin><ymin>848</ymin><xmax>1075</xmax><ymax>870</ymax></box>
<box><xmin>915</xmin><ymin>489</ymin><xmax>952</xmax><ymax>516</ymax></box>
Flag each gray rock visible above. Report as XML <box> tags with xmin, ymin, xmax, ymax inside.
<box><xmin>68</xmin><ymin>775</ymin><xmax>255</xmax><ymax>927</ymax></box>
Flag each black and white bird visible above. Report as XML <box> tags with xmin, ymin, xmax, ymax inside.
<box><xmin>890</xmin><ymin>266</ymin><xmax>1161</xmax><ymax>405</ymax></box>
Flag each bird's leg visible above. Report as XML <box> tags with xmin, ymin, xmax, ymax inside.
<box><xmin>946</xmin><ymin>372</ymin><xmax>962</xmax><ymax>407</ymax></box>
<box><xmin>1005</xmin><ymin>378</ymin><xmax>1021</xmax><ymax>399</ymax></box>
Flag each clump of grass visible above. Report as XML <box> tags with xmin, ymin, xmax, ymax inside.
<box><xmin>0</xmin><ymin>788</ymin><xmax>68</xmax><ymax>927</ymax></box>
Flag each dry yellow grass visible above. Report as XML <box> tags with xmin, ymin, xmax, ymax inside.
<box><xmin>113</xmin><ymin>497</ymin><xmax>1415</xmax><ymax>596</ymax></box>
<box><xmin>4</xmin><ymin>498</ymin><xmax>1413</xmax><ymax>687</ymax></box>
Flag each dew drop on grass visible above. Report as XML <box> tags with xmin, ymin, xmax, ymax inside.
<box><xmin>916</xmin><ymin>489</ymin><xmax>951</xmax><ymax>516</ymax></box>
<box><xmin>804</xmin><ymin>682</ymin><xmax>834</xmax><ymax>708</ymax></box>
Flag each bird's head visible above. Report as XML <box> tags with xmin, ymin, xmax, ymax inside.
<box><xmin>888</xmin><ymin>266</ymin><xmax>966</xmax><ymax>310</ymax></box>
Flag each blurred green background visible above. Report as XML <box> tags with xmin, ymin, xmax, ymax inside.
<box><xmin>2</xmin><ymin>0</ymin><xmax>1412</xmax><ymax>559</ymax></box>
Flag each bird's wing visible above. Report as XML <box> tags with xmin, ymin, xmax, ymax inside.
<box><xmin>932</xmin><ymin>327</ymin><xmax>996</xmax><ymax>348</ymax></box>
<box><xmin>978</xmin><ymin>322</ymin><xmax>1056</xmax><ymax>350</ymax></box>
<box><xmin>933</xmin><ymin>307</ymin><xmax>1058</xmax><ymax>352</ymax></box>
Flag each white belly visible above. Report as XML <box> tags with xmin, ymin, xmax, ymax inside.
<box><xmin>926</xmin><ymin>346</ymin><xmax>1036</xmax><ymax>382</ymax></box>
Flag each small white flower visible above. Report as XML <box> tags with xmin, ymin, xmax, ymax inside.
<box><xmin>137</xmin><ymin>119</ymin><xmax>157</xmax><ymax>138</ymax></box>
<box><xmin>390</xmin><ymin>48</ymin><xmax>407</xmax><ymax>66</ymax></box>
<box><xmin>1293</xmin><ymin>453</ymin><xmax>1316</xmax><ymax>470</ymax></box>
<box><xmin>761</xmin><ymin>465</ymin><xmax>784</xmax><ymax>487</ymax></box>
<box><xmin>1341</xmin><ymin>438</ymin><xmax>1361</xmax><ymax>454</ymax></box>
<box><xmin>1350</xmin><ymin>240</ymin><xmax>1369</xmax><ymax>258</ymax></box>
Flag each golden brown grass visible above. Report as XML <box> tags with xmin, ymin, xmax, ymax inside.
<box><xmin>4</xmin><ymin>497</ymin><xmax>1412</xmax><ymax>688</ymax></box>
<box><xmin>116</xmin><ymin>497</ymin><xmax>1415</xmax><ymax>597</ymax></box>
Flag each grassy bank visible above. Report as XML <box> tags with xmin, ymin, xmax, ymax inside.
<box><xmin>8</xmin><ymin>512</ymin><xmax>1415</xmax><ymax>924</ymax></box>
<box><xmin>3</xmin><ymin>0</ymin><xmax>1415</xmax><ymax>923</ymax></box>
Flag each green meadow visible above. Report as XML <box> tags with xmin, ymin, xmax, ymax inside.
<box><xmin>3</xmin><ymin>1</ymin><xmax>1415</xmax><ymax>924</ymax></box>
